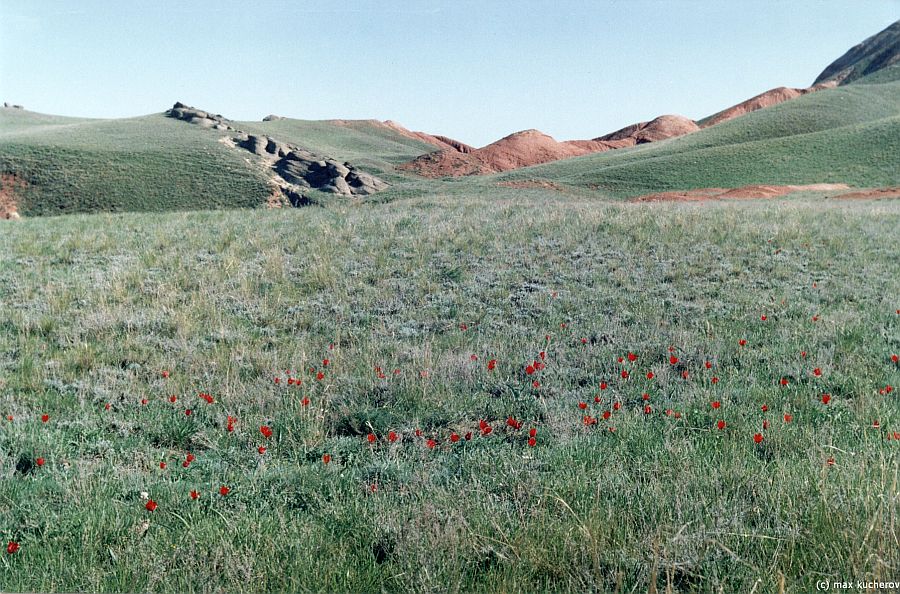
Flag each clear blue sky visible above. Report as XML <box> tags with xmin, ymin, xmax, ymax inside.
<box><xmin>1</xmin><ymin>0</ymin><xmax>897</xmax><ymax>146</ymax></box>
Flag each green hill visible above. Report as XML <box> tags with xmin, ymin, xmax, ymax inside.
<box><xmin>0</xmin><ymin>109</ymin><xmax>436</xmax><ymax>217</ymax></box>
<box><xmin>499</xmin><ymin>80</ymin><xmax>900</xmax><ymax>196</ymax></box>
<box><xmin>814</xmin><ymin>19</ymin><xmax>900</xmax><ymax>85</ymax></box>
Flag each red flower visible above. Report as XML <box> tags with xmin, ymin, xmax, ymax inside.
<box><xmin>145</xmin><ymin>500</ymin><xmax>158</xmax><ymax>512</ymax></box>
<box><xmin>141</xmin><ymin>399</ymin><xmax>148</xmax><ymax>406</ymax></box>
<box><xmin>642</xmin><ymin>393</ymin><xmax>650</xmax><ymax>401</ymax></box>
<box><xmin>599</xmin><ymin>382</ymin><xmax>608</xmax><ymax>390</ymax></box>
<box><xmin>169</xmin><ymin>395</ymin><xmax>177</xmax><ymax>403</ymax></box>
<box><xmin>528</xmin><ymin>437</ymin><xmax>537</xmax><ymax>447</ymax></box>
<box><xmin>36</xmin><ymin>457</ymin><xmax>45</xmax><ymax>467</ymax></box>
<box><xmin>780</xmin><ymin>378</ymin><xmax>789</xmax><ymax>386</ymax></box>
<box><xmin>674</xmin><ymin>412</ymin><xmax>682</xmax><ymax>419</ymax></box>
<box><xmin>761</xmin><ymin>404</ymin><xmax>769</xmax><ymax>412</ymax></box>
<box><xmin>783</xmin><ymin>414</ymin><xmax>793</xmax><ymax>423</ymax></box>
<box><xmin>7</xmin><ymin>541</ymin><xmax>20</xmax><ymax>555</ymax></box>
<box><xmin>813</xmin><ymin>368</ymin><xmax>822</xmax><ymax>377</ymax></box>
<box><xmin>669</xmin><ymin>356</ymin><xmax>678</xmax><ymax>365</ymax></box>
<box><xmin>539</xmin><ymin>351</ymin><xmax>546</xmax><ymax>361</ymax></box>
<box><xmin>602</xmin><ymin>410</ymin><xmax>611</xmax><ymax>420</ymax></box>
<box><xmin>186</xmin><ymin>453</ymin><xmax>195</xmax><ymax>463</ymax></box>
<box><xmin>274</xmin><ymin>377</ymin><xmax>281</xmax><ymax>384</ymax></box>
<box><xmin>581</xmin><ymin>337</ymin><xmax>587</xmax><ymax>344</ymax></box>
<box><xmin>617</xmin><ymin>356</ymin><xmax>624</xmax><ymax>364</ymax></box>
<box><xmin>716</xmin><ymin>420</ymin><xmax>726</xmax><ymax>430</ymax></box>
<box><xmin>704</xmin><ymin>361</ymin><xmax>712</xmax><ymax>369</ymax></box>
<box><xmin>643</xmin><ymin>405</ymin><xmax>652</xmax><ymax>415</ymax></box>
<box><xmin>739</xmin><ymin>339</ymin><xmax>747</xmax><ymax>347</ymax></box>
<box><xmin>529</xmin><ymin>427</ymin><xmax>537</xmax><ymax>438</ymax></box>
<box><xmin>388</xmin><ymin>430</ymin><xmax>398</xmax><ymax>443</ymax></box>
<box><xmin>161</xmin><ymin>370</ymin><xmax>170</xmax><ymax>379</ymax></box>
<box><xmin>763</xmin><ymin>420</ymin><xmax>770</xmax><ymax>430</ymax></box>
<box><xmin>415</xmin><ymin>428</ymin><xmax>423</xmax><ymax>437</ymax></box>
<box><xmin>5</xmin><ymin>415</ymin><xmax>11</xmax><ymax>421</ymax></box>
<box><xmin>681</xmin><ymin>370</ymin><xmax>689</xmax><ymax>380</ymax></box>
<box><xmin>260</xmin><ymin>426</ymin><xmax>273</xmax><ymax>439</ymax></box>
<box><xmin>316</xmin><ymin>372</ymin><xmax>325</xmax><ymax>381</ymax></box>
<box><xmin>464</xmin><ymin>432</ymin><xmax>472</xmax><ymax>440</ymax></box>
<box><xmin>800</xmin><ymin>351</ymin><xmax>807</xmax><ymax>358</ymax></box>
<box><xmin>613</xmin><ymin>402</ymin><xmax>621</xmax><ymax>411</ymax></box>
<box><xmin>525</xmin><ymin>365</ymin><xmax>535</xmax><ymax>375</ymax></box>
<box><xmin>470</xmin><ymin>354</ymin><xmax>478</xmax><ymax>362</ymax></box>
<box><xmin>753</xmin><ymin>433</ymin><xmax>763</xmax><ymax>444</ymax></box>
<box><xmin>760</xmin><ymin>315</ymin><xmax>767</xmax><ymax>321</ymax></box>
<box><xmin>322</xmin><ymin>358</ymin><xmax>329</xmax><ymax>367</ymax></box>
<box><xmin>892</xmin><ymin>354</ymin><xmax>899</xmax><ymax>364</ymax></box>
<box><xmin>873</xmin><ymin>420</ymin><xmax>881</xmax><ymax>429</ymax></box>
<box><xmin>532</xmin><ymin>380</ymin><xmax>540</xmax><ymax>388</ymax></box>
<box><xmin>459</xmin><ymin>323</ymin><xmax>468</xmax><ymax>331</ymax></box>
<box><xmin>190</xmin><ymin>490</ymin><xmax>199</xmax><ymax>500</ymax></box>
<box><xmin>104</xmin><ymin>403</ymin><xmax>111</xmax><ymax>410</ymax></box>
<box><xmin>301</xmin><ymin>397</ymin><xmax>310</xmax><ymax>407</ymax></box>
<box><xmin>159</xmin><ymin>462</ymin><xmax>166</xmax><ymax>469</ymax></box>
<box><xmin>627</xmin><ymin>352</ymin><xmax>638</xmax><ymax>362</ymax></box>
<box><xmin>821</xmin><ymin>394</ymin><xmax>831</xmax><ymax>405</ymax></box>
<box><xmin>182</xmin><ymin>461</ymin><xmax>190</xmax><ymax>468</ymax></box>
<box><xmin>366</xmin><ymin>433</ymin><xmax>376</xmax><ymax>444</ymax></box>
<box><xmin>507</xmin><ymin>416</ymin><xmax>522</xmax><ymax>430</ymax></box>
<box><xmin>594</xmin><ymin>396</ymin><xmax>601</xmax><ymax>403</ymax></box>
<box><xmin>583</xmin><ymin>416</ymin><xmax>596</xmax><ymax>426</ymax></box>
<box><xmin>620</xmin><ymin>370</ymin><xmax>629</xmax><ymax>379</ymax></box>
<box><xmin>812</xmin><ymin>315</ymin><xmax>819</xmax><ymax>322</ymax></box>
<box><xmin>258</xmin><ymin>446</ymin><xmax>267</xmax><ymax>454</ymax></box>
<box><xmin>426</xmin><ymin>439</ymin><xmax>437</xmax><ymax>449</ymax></box>
<box><xmin>711</xmin><ymin>377</ymin><xmax>719</xmax><ymax>384</ymax></box>
<box><xmin>322</xmin><ymin>454</ymin><xmax>331</xmax><ymax>465</ymax></box>
<box><xmin>479</xmin><ymin>420</ymin><xmax>492</xmax><ymax>436</ymax></box>
<box><xmin>41</xmin><ymin>414</ymin><xmax>49</xmax><ymax>423</ymax></box>
<box><xmin>487</xmin><ymin>359</ymin><xmax>497</xmax><ymax>371</ymax></box>
<box><xmin>646</xmin><ymin>372</ymin><xmax>654</xmax><ymax>380</ymax></box>
<box><xmin>184</xmin><ymin>409</ymin><xmax>192</xmax><ymax>416</ymax></box>
<box><xmin>450</xmin><ymin>432</ymin><xmax>460</xmax><ymax>443</ymax></box>
<box><xmin>219</xmin><ymin>486</ymin><xmax>230</xmax><ymax>496</ymax></box>
<box><xmin>578</xmin><ymin>402</ymin><xmax>587</xmax><ymax>410</ymax></box>
<box><xmin>711</xmin><ymin>401</ymin><xmax>721</xmax><ymax>409</ymax></box>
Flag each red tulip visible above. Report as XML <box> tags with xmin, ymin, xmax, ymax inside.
<box><xmin>529</xmin><ymin>428</ymin><xmax>537</xmax><ymax>438</ymax></box>
<box><xmin>704</xmin><ymin>361</ymin><xmax>712</xmax><ymax>369</ymax></box>
<box><xmin>578</xmin><ymin>402</ymin><xmax>587</xmax><ymax>410</ymax></box>
<box><xmin>145</xmin><ymin>500</ymin><xmax>157</xmax><ymax>512</ymax></box>
<box><xmin>599</xmin><ymin>382</ymin><xmax>608</xmax><ymax>390</ymax></box>
<box><xmin>892</xmin><ymin>354</ymin><xmax>899</xmax><ymax>364</ymax></box>
<box><xmin>621</xmin><ymin>370</ymin><xmax>629</xmax><ymax>379</ymax></box>
<box><xmin>643</xmin><ymin>405</ymin><xmax>652</xmax><ymax>415</ymax></box>
<box><xmin>367</xmin><ymin>433</ymin><xmax>376</xmax><ymax>444</ymax></box>
<box><xmin>388</xmin><ymin>430</ymin><xmax>398</xmax><ymax>443</ymax></box>
<box><xmin>739</xmin><ymin>339</ymin><xmax>747</xmax><ymax>347</ymax></box>
<box><xmin>190</xmin><ymin>490</ymin><xmax>199</xmax><ymax>500</ymax></box>
<box><xmin>258</xmin><ymin>446</ymin><xmax>267</xmax><ymax>454</ymax></box>
<box><xmin>426</xmin><ymin>439</ymin><xmax>437</xmax><ymax>449</ymax></box>
<box><xmin>528</xmin><ymin>437</ymin><xmax>537</xmax><ymax>447</ymax></box>
<box><xmin>141</xmin><ymin>399</ymin><xmax>148</xmax><ymax>406</ymax></box>
<box><xmin>450</xmin><ymin>432</ymin><xmax>460</xmax><ymax>443</ymax></box>
<box><xmin>487</xmin><ymin>359</ymin><xmax>497</xmax><ymax>371</ymax></box>
<box><xmin>717</xmin><ymin>420</ymin><xmax>726</xmax><ymax>430</ymax></box>
<box><xmin>753</xmin><ymin>433</ymin><xmax>763</xmax><ymax>444</ymax></box>
<box><xmin>627</xmin><ymin>352</ymin><xmax>638</xmax><ymax>362</ymax></box>
<box><xmin>322</xmin><ymin>454</ymin><xmax>331</xmax><ymax>464</ymax></box>
<box><xmin>316</xmin><ymin>372</ymin><xmax>325</xmax><ymax>381</ymax></box>
<box><xmin>184</xmin><ymin>409</ymin><xmax>192</xmax><ymax>416</ymax></box>
<box><xmin>711</xmin><ymin>401</ymin><xmax>721</xmax><ymax>409</ymax></box>
<box><xmin>613</xmin><ymin>402</ymin><xmax>621</xmax><ymax>411</ymax></box>
<box><xmin>780</xmin><ymin>378</ymin><xmax>789</xmax><ymax>386</ymax></box>
<box><xmin>646</xmin><ymin>372</ymin><xmax>654</xmax><ymax>380</ymax></box>
<box><xmin>813</xmin><ymin>368</ymin><xmax>822</xmax><ymax>377</ymax></box>
<box><xmin>301</xmin><ymin>397</ymin><xmax>310</xmax><ymax>406</ymax></box>
<box><xmin>760</xmin><ymin>315</ymin><xmax>767</xmax><ymax>321</ymax></box>
<box><xmin>6</xmin><ymin>541</ymin><xmax>19</xmax><ymax>555</ymax></box>
<box><xmin>525</xmin><ymin>365</ymin><xmax>535</xmax><ymax>375</ymax></box>
<box><xmin>821</xmin><ymin>394</ymin><xmax>831</xmax><ymax>405</ymax></box>
<box><xmin>159</xmin><ymin>462</ymin><xmax>166</xmax><ymax>469</ymax></box>
<box><xmin>219</xmin><ymin>486</ymin><xmax>230</xmax><ymax>496</ymax></box>
<box><xmin>784</xmin><ymin>414</ymin><xmax>793</xmax><ymax>423</ymax></box>
<box><xmin>602</xmin><ymin>410</ymin><xmax>611</xmax><ymax>420</ymax></box>
<box><xmin>711</xmin><ymin>376</ymin><xmax>719</xmax><ymax>384</ymax></box>
<box><xmin>186</xmin><ymin>453</ymin><xmax>195</xmax><ymax>463</ymax></box>
<box><xmin>669</xmin><ymin>356</ymin><xmax>678</xmax><ymax>365</ymax></box>
<box><xmin>36</xmin><ymin>457</ymin><xmax>45</xmax><ymax>467</ymax></box>
<box><xmin>260</xmin><ymin>426</ymin><xmax>273</xmax><ymax>439</ymax></box>
<box><xmin>169</xmin><ymin>395</ymin><xmax>177</xmax><ymax>403</ymax></box>
<box><xmin>41</xmin><ymin>414</ymin><xmax>49</xmax><ymax>423</ymax></box>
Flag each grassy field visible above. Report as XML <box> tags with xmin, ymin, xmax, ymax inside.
<box><xmin>501</xmin><ymin>79</ymin><xmax>900</xmax><ymax>196</ymax></box>
<box><xmin>1</xmin><ymin>191</ymin><xmax>898</xmax><ymax>592</ymax></box>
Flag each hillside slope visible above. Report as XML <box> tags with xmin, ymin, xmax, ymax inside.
<box><xmin>814</xmin><ymin>19</ymin><xmax>900</xmax><ymax>85</ymax></box>
<box><xmin>499</xmin><ymin>80</ymin><xmax>900</xmax><ymax>196</ymax></box>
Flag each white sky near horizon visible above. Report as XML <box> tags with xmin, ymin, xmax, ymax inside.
<box><xmin>1</xmin><ymin>0</ymin><xmax>897</xmax><ymax>146</ymax></box>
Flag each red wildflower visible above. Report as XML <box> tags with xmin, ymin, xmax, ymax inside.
<box><xmin>669</xmin><ymin>356</ymin><xmax>678</xmax><ymax>365</ymax></box>
<box><xmin>470</xmin><ymin>354</ymin><xmax>478</xmax><ymax>362</ymax></box>
<box><xmin>415</xmin><ymin>428</ymin><xmax>423</xmax><ymax>437</ymax></box>
<box><xmin>258</xmin><ymin>446</ymin><xmax>266</xmax><ymax>454</ymax></box>
<box><xmin>260</xmin><ymin>426</ymin><xmax>273</xmax><ymax>439</ymax></box>
<box><xmin>169</xmin><ymin>395</ymin><xmax>177</xmax><ymax>403</ymax></box>
<box><xmin>426</xmin><ymin>439</ymin><xmax>437</xmax><ymax>449</ymax></box>
<box><xmin>599</xmin><ymin>382</ymin><xmax>608</xmax><ymax>390</ymax></box>
<box><xmin>322</xmin><ymin>358</ymin><xmax>329</xmax><ymax>367</ymax></box>
<box><xmin>532</xmin><ymin>380</ymin><xmax>540</xmax><ymax>388</ymax></box>
<box><xmin>529</xmin><ymin>427</ymin><xmax>537</xmax><ymax>438</ymax></box>
<box><xmin>643</xmin><ymin>405</ymin><xmax>652</xmax><ymax>415</ymax></box>
<box><xmin>274</xmin><ymin>377</ymin><xmax>280</xmax><ymax>384</ymax></box>
<box><xmin>450</xmin><ymin>432</ymin><xmax>460</xmax><ymax>443</ymax></box>
<box><xmin>487</xmin><ymin>359</ymin><xmax>497</xmax><ymax>371</ymax></box>
<box><xmin>873</xmin><ymin>420</ymin><xmax>881</xmax><ymax>429</ymax></box>
<box><xmin>182</xmin><ymin>461</ymin><xmax>190</xmax><ymax>468</ymax></box>
<box><xmin>812</xmin><ymin>315</ymin><xmax>819</xmax><ymax>322</ymax></box>
<box><xmin>602</xmin><ymin>410</ymin><xmax>611</xmax><ymax>420</ymax></box>
<box><xmin>145</xmin><ymin>500</ymin><xmax>157</xmax><ymax>512</ymax></box>
<box><xmin>760</xmin><ymin>315</ymin><xmax>767</xmax><ymax>321</ymax></box>
<box><xmin>528</xmin><ymin>437</ymin><xmax>537</xmax><ymax>447</ymax></box>
<box><xmin>801</xmin><ymin>351</ymin><xmax>807</xmax><ymax>358</ymax></box>
<box><xmin>479</xmin><ymin>420</ymin><xmax>492</xmax><ymax>436</ymax></box>
<box><xmin>681</xmin><ymin>370</ymin><xmax>689</xmax><ymax>379</ymax></box>
<box><xmin>388</xmin><ymin>430</ymin><xmax>398</xmax><ymax>443</ymax></box>
<box><xmin>36</xmin><ymin>457</ymin><xmax>45</xmax><ymax>467</ymax></box>
<box><xmin>813</xmin><ymin>368</ymin><xmax>822</xmax><ymax>377</ymax></box>
<box><xmin>507</xmin><ymin>416</ymin><xmax>522</xmax><ymax>430</ymax></box>
<box><xmin>525</xmin><ymin>365</ymin><xmax>535</xmax><ymax>375</ymax></box>
<box><xmin>41</xmin><ymin>414</ymin><xmax>49</xmax><ymax>423</ymax></box>
<box><xmin>613</xmin><ymin>402</ymin><xmax>621</xmax><ymax>411</ymax></box>
<box><xmin>161</xmin><ymin>370</ymin><xmax>170</xmax><ymax>379</ymax></box>
<box><xmin>190</xmin><ymin>490</ymin><xmax>199</xmax><ymax>500</ymax></box>
<box><xmin>159</xmin><ymin>462</ymin><xmax>166</xmax><ymax>469</ymax></box>
<box><xmin>739</xmin><ymin>339</ymin><xmax>747</xmax><ymax>347</ymax></box>
<box><xmin>316</xmin><ymin>372</ymin><xmax>325</xmax><ymax>381</ymax></box>
<box><xmin>578</xmin><ymin>402</ymin><xmax>587</xmax><ymax>410</ymax></box>
<box><xmin>301</xmin><ymin>397</ymin><xmax>310</xmax><ymax>406</ymax></box>
<box><xmin>539</xmin><ymin>351</ymin><xmax>546</xmax><ymax>360</ymax></box>
<box><xmin>184</xmin><ymin>409</ymin><xmax>192</xmax><ymax>416</ymax></box>
<box><xmin>711</xmin><ymin>376</ymin><xmax>719</xmax><ymax>384</ymax></box>
<box><xmin>674</xmin><ymin>412</ymin><xmax>682</xmax><ymax>419</ymax></box>
<box><xmin>646</xmin><ymin>372</ymin><xmax>654</xmax><ymax>380</ymax></box>
<box><xmin>141</xmin><ymin>399</ymin><xmax>148</xmax><ymax>406</ymax></box>
<box><xmin>628</xmin><ymin>352</ymin><xmax>638</xmax><ymax>362</ymax></box>
<box><xmin>642</xmin><ymin>393</ymin><xmax>650</xmax><ymax>401</ymax></box>
<box><xmin>621</xmin><ymin>370</ymin><xmax>629</xmax><ymax>379</ymax></box>
<box><xmin>583</xmin><ymin>415</ymin><xmax>596</xmax><ymax>426</ymax></box>
<box><xmin>784</xmin><ymin>414</ymin><xmax>793</xmax><ymax>423</ymax></box>
<box><xmin>761</xmin><ymin>404</ymin><xmax>769</xmax><ymax>412</ymax></box>
<box><xmin>186</xmin><ymin>453</ymin><xmax>195</xmax><ymax>463</ymax></box>
<box><xmin>594</xmin><ymin>396</ymin><xmax>601</xmax><ymax>403</ymax></box>
<box><xmin>711</xmin><ymin>401</ymin><xmax>721</xmax><ymax>409</ymax></box>
<box><xmin>322</xmin><ymin>454</ymin><xmax>331</xmax><ymax>464</ymax></box>
<box><xmin>705</xmin><ymin>361</ymin><xmax>712</xmax><ymax>369</ymax></box>
<box><xmin>219</xmin><ymin>486</ymin><xmax>230</xmax><ymax>496</ymax></box>
<box><xmin>780</xmin><ymin>378</ymin><xmax>789</xmax><ymax>386</ymax></box>
<box><xmin>821</xmin><ymin>394</ymin><xmax>831</xmax><ymax>405</ymax></box>
<box><xmin>459</xmin><ymin>323</ymin><xmax>468</xmax><ymax>331</ymax></box>
<box><xmin>7</xmin><ymin>541</ymin><xmax>20</xmax><ymax>555</ymax></box>
<box><xmin>763</xmin><ymin>420</ymin><xmax>770</xmax><ymax>430</ymax></box>
<box><xmin>464</xmin><ymin>432</ymin><xmax>472</xmax><ymax>440</ymax></box>
<box><xmin>826</xmin><ymin>457</ymin><xmax>835</xmax><ymax>466</ymax></box>
<box><xmin>104</xmin><ymin>403</ymin><xmax>111</xmax><ymax>410</ymax></box>
<box><xmin>753</xmin><ymin>433</ymin><xmax>763</xmax><ymax>444</ymax></box>
<box><xmin>367</xmin><ymin>433</ymin><xmax>376</xmax><ymax>444</ymax></box>
<box><xmin>891</xmin><ymin>354</ymin><xmax>899</xmax><ymax>364</ymax></box>
<box><xmin>717</xmin><ymin>420</ymin><xmax>726</xmax><ymax>430</ymax></box>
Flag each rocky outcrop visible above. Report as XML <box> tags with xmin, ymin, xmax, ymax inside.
<box><xmin>814</xmin><ymin>19</ymin><xmax>900</xmax><ymax>85</ymax></box>
<box><xmin>596</xmin><ymin>115</ymin><xmax>699</xmax><ymax>144</ymax></box>
<box><xmin>164</xmin><ymin>102</ymin><xmax>388</xmax><ymax>201</ymax></box>
<box><xmin>2</xmin><ymin>102</ymin><xmax>24</xmax><ymax>109</ymax></box>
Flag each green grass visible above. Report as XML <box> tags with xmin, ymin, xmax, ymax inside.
<box><xmin>501</xmin><ymin>81</ymin><xmax>900</xmax><ymax>196</ymax></box>
<box><xmin>1</xmin><ymin>192</ymin><xmax>898</xmax><ymax>592</ymax></box>
<box><xmin>0</xmin><ymin>111</ymin><xmax>436</xmax><ymax>217</ymax></box>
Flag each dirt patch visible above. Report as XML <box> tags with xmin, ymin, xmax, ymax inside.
<box><xmin>832</xmin><ymin>187</ymin><xmax>900</xmax><ymax>200</ymax></box>
<box><xmin>632</xmin><ymin>183</ymin><xmax>851</xmax><ymax>203</ymax></box>
<box><xmin>0</xmin><ymin>173</ymin><xmax>26</xmax><ymax>220</ymax></box>
<box><xmin>497</xmin><ymin>179</ymin><xmax>567</xmax><ymax>191</ymax></box>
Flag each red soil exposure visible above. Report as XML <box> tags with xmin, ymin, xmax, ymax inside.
<box><xmin>0</xmin><ymin>173</ymin><xmax>25</xmax><ymax>220</ymax></box>
<box><xmin>380</xmin><ymin>120</ymin><xmax>475</xmax><ymax>153</ymax></box>
<box><xmin>400</xmin><ymin>116</ymin><xmax>699</xmax><ymax>178</ymax></box>
<box><xmin>832</xmin><ymin>187</ymin><xmax>900</xmax><ymax>200</ymax></box>
<box><xmin>701</xmin><ymin>82</ymin><xmax>837</xmax><ymax>128</ymax></box>
<box><xmin>632</xmin><ymin>184</ymin><xmax>851</xmax><ymax>203</ymax></box>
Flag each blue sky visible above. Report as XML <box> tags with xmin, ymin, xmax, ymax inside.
<box><xmin>1</xmin><ymin>1</ymin><xmax>897</xmax><ymax>146</ymax></box>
